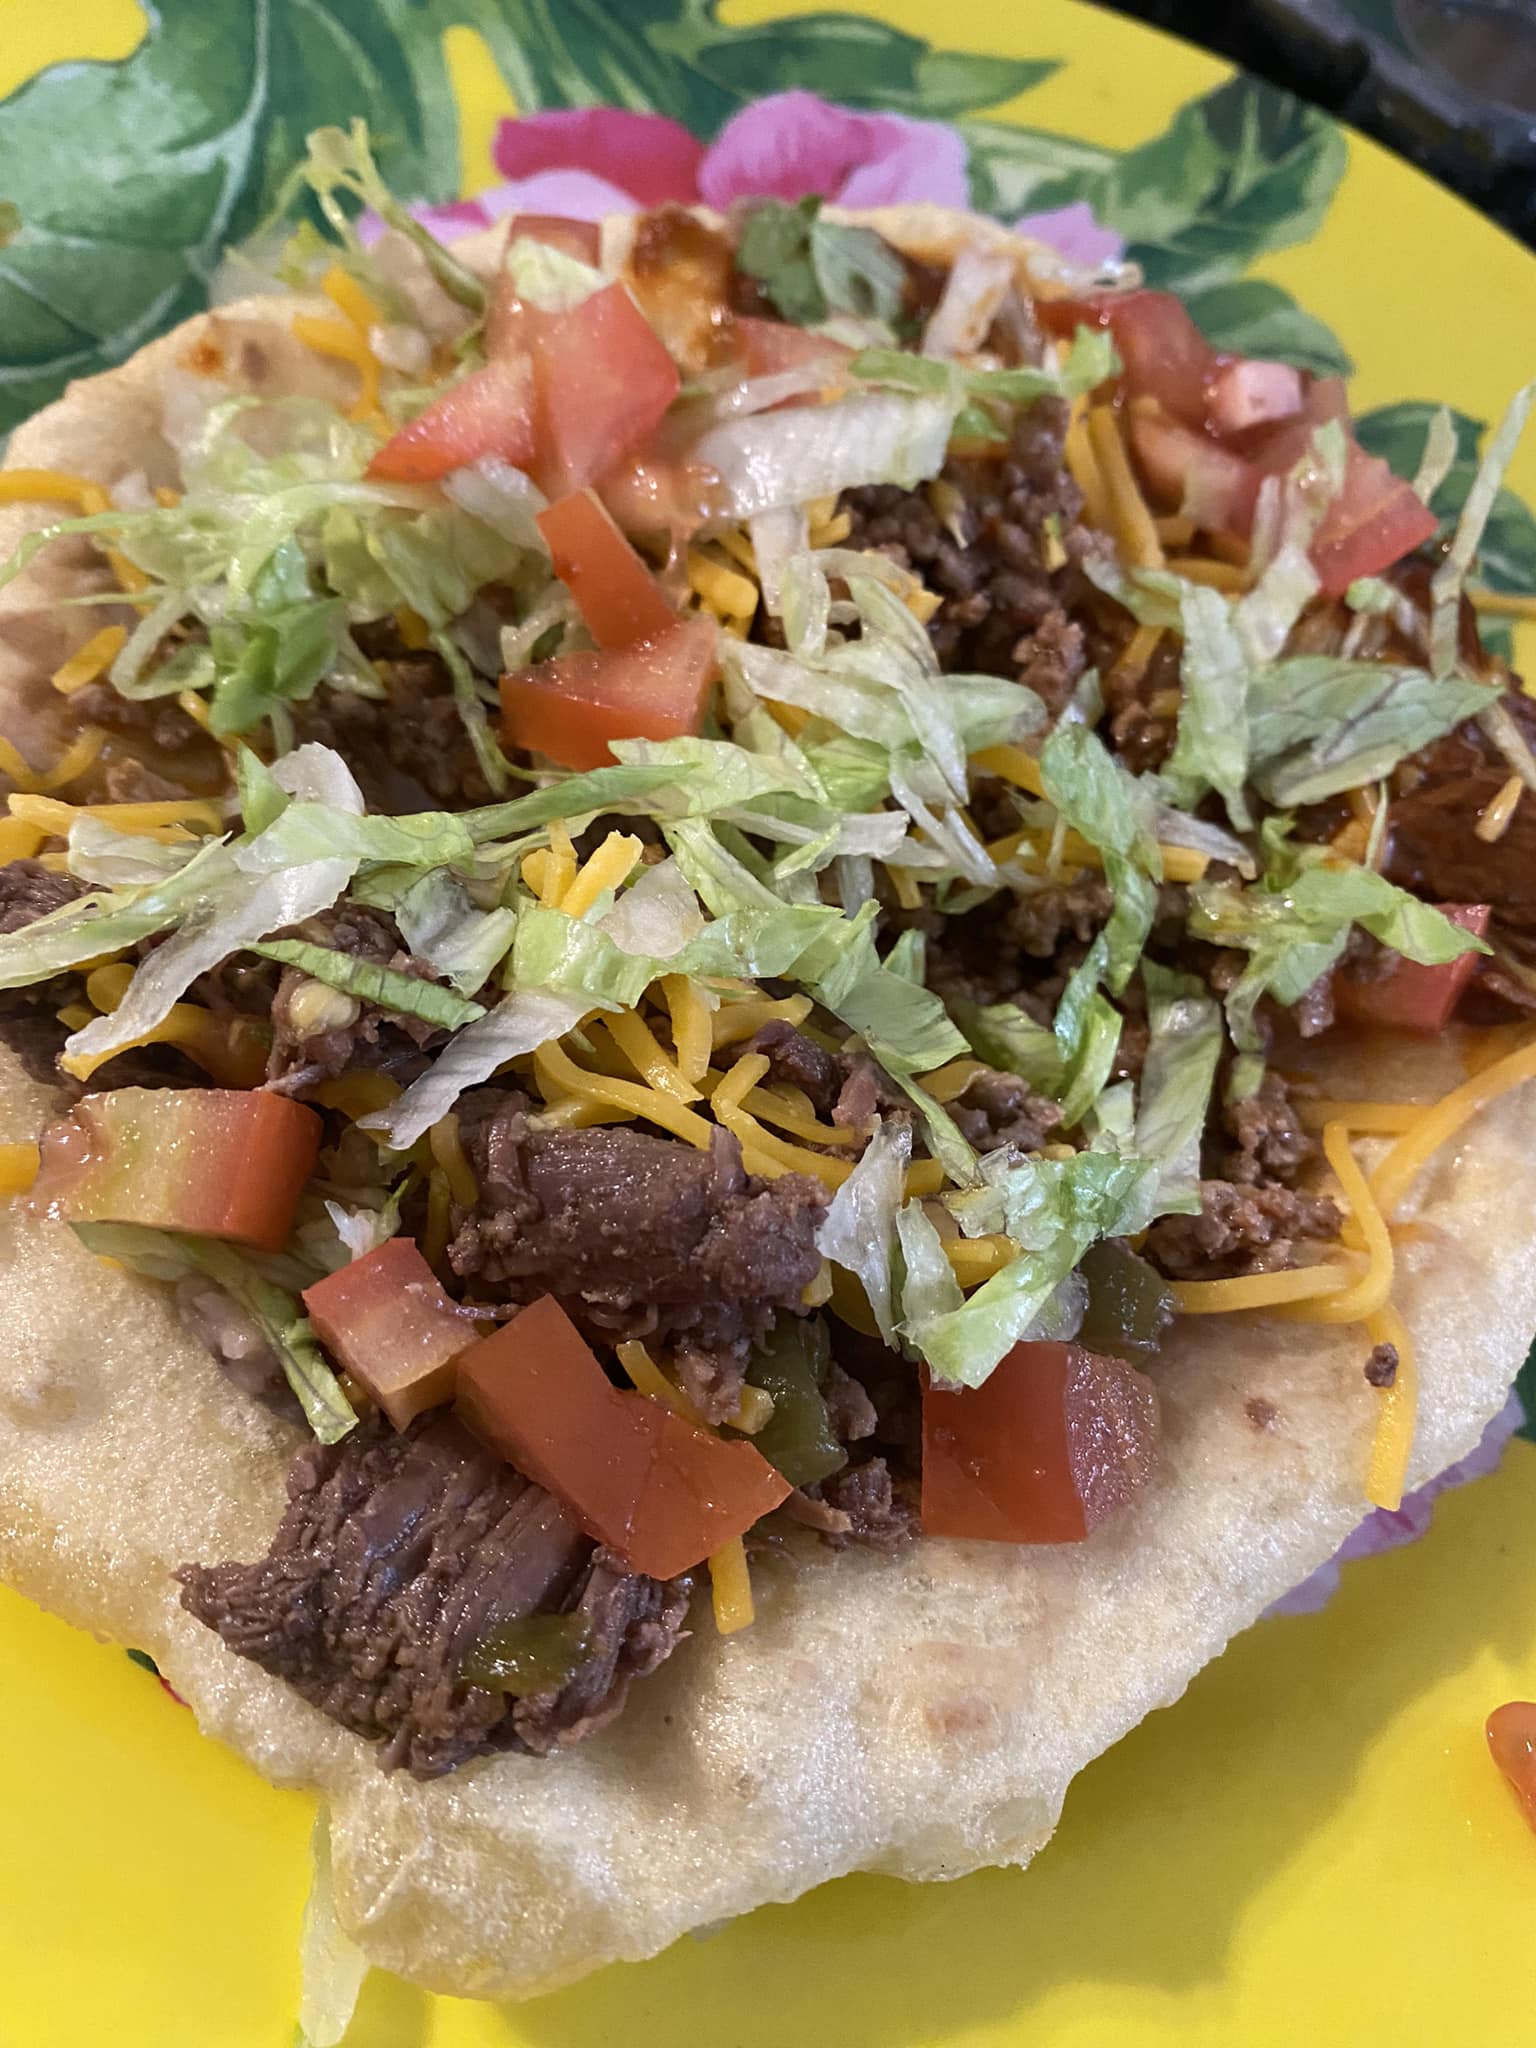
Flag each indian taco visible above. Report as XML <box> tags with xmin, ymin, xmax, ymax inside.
<box><xmin>2</xmin><ymin>124</ymin><xmax>1536</xmax><ymax>2006</ymax></box>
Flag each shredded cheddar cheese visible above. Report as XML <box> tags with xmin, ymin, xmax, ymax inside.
<box><xmin>1164</xmin><ymin>554</ymin><xmax>1249</xmax><ymax>593</ymax></box>
<box><xmin>290</xmin><ymin>312</ymin><xmax>386</xmax><ymax>428</ymax></box>
<box><xmin>661</xmin><ymin>972</ymin><xmax>713</xmax><ymax>1085</ymax></box>
<box><xmin>422</xmin><ymin>1171</ymin><xmax>452</xmax><ymax>1271</ymax></box>
<box><xmin>321</xmin><ymin>263</ymin><xmax>385</xmax><ymax>336</ymax></box>
<box><xmin>1297</xmin><ymin>1099</ymin><xmax>1421</xmax><ymax>1134</ymax></box>
<box><xmin>428</xmin><ymin>1113</ymin><xmax>478</xmax><ymax>1207</ymax></box>
<box><xmin>1170</xmin><ymin>1261</ymin><xmax>1358</xmax><ymax>1314</ymax></box>
<box><xmin>557</xmin><ymin>831</ymin><xmax>643</xmax><ymax>918</ymax></box>
<box><xmin>394</xmin><ymin>605</ymin><xmax>432</xmax><ymax>651</ymax></box>
<box><xmin>686</xmin><ymin>548</ymin><xmax>758</xmax><ymax>624</ymax></box>
<box><xmin>708</xmin><ymin>1537</ymin><xmax>756</xmax><ymax>1634</ymax></box>
<box><xmin>604</xmin><ymin>1007</ymin><xmax>699</xmax><ymax>1102</ymax></box>
<box><xmin>1086</xmin><ymin>406</ymin><xmax>1165</xmax><ymax>571</ymax></box>
<box><xmin>1476</xmin><ymin>773</ymin><xmax>1524</xmax><ymax>844</ymax></box>
<box><xmin>712</xmin><ymin>992</ymin><xmax>813</xmax><ymax>1048</ymax></box>
<box><xmin>944</xmin><ymin>1233</ymin><xmax>1016</xmax><ymax>1285</ymax></box>
<box><xmin>1364</xmin><ymin>1301</ymin><xmax>1417</xmax><ymax>1511</ymax></box>
<box><xmin>616</xmin><ymin>1339</ymin><xmax>701</xmax><ymax>1422</ymax></box>
<box><xmin>884</xmin><ymin>861</ymin><xmax>922</xmax><ymax>910</ymax></box>
<box><xmin>1063</xmin><ymin>395</ymin><xmax>1114</xmax><ymax>534</ymax></box>
<box><xmin>312</xmin><ymin>1072</ymin><xmax>402</xmax><ymax>1120</ymax></box>
<box><xmin>8</xmin><ymin>793</ymin><xmax>224</xmax><ymax>839</ymax></box>
<box><xmin>712</xmin><ymin>1051</ymin><xmax>771</xmax><ymax>1118</ymax></box>
<box><xmin>1109</xmin><ymin>622</ymin><xmax>1164</xmax><ymax>693</ymax></box>
<box><xmin>0</xmin><ymin>469</ymin><xmax>109</xmax><ymax>516</ymax></box>
<box><xmin>1470</xmin><ymin>585</ymin><xmax>1536</xmax><ymax>622</ymax></box>
<box><xmin>972</xmin><ymin>743</ymin><xmax>1045</xmax><ymax>797</ymax></box>
<box><xmin>0</xmin><ymin>1143</ymin><xmax>40</xmax><ymax>1198</ymax></box>
<box><xmin>1370</xmin><ymin>1034</ymin><xmax>1536</xmax><ymax>1220</ymax></box>
<box><xmin>1277</xmin><ymin>1123</ymin><xmax>1393</xmax><ymax>1324</ymax></box>
<box><xmin>920</xmin><ymin>1058</ymin><xmax>988</xmax><ymax>1105</ymax></box>
<box><xmin>738</xmin><ymin>1084</ymin><xmax>861</xmax><ymax>1148</ymax></box>
<box><xmin>0</xmin><ymin>820</ymin><xmax>44</xmax><ymax>862</ymax></box>
<box><xmin>51</xmin><ymin>624</ymin><xmax>128</xmax><ymax>696</ymax></box>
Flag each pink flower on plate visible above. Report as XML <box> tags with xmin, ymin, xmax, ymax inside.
<box><xmin>474</xmin><ymin>89</ymin><xmax>969</xmax><ymax>224</ymax></box>
<box><xmin>1015</xmin><ymin>199</ymin><xmax>1125</xmax><ymax>268</ymax></box>
<box><xmin>695</xmin><ymin>90</ymin><xmax>969</xmax><ymax>210</ymax></box>
<box><xmin>377</xmin><ymin>92</ymin><xmax>1122</xmax><ymax>270</ymax></box>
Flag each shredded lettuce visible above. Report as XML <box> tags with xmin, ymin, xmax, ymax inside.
<box><xmin>910</xmin><ymin>1151</ymin><xmax>1157</xmax><ymax>1387</ymax></box>
<box><xmin>815</xmin><ymin>1116</ymin><xmax>912</xmax><ymax>1343</ymax></box>
<box><xmin>73</xmin><ymin>1223</ymin><xmax>356</xmax><ymax>1443</ymax></box>
<box><xmin>1051</xmin><ymin>937</ymin><xmax>1124</xmax><ymax>1131</ymax></box>
<box><xmin>851</xmin><ymin>323</ymin><xmax>1118</xmax><ymax>407</ymax></box>
<box><xmin>1134</xmin><ymin>963</ymin><xmax>1223</xmax><ymax>1216</ymax></box>
<box><xmin>250</xmin><ymin>938</ymin><xmax>486</xmax><ymax>1030</ymax></box>
<box><xmin>1040</xmin><ymin>721</ymin><xmax>1160</xmax><ymax>995</ymax></box>
<box><xmin>362</xmin><ymin>987</ymin><xmax>590</xmax><ymax>1150</ymax></box>
<box><xmin>1161</xmin><ymin>583</ymin><xmax>1252</xmax><ymax>829</ymax></box>
<box><xmin>295</xmin><ymin>1807</ymin><xmax>370</xmax><ymax>2048</ymax></box>
<box><xmin>895</xmin><ymin>1198</ymin><xmax>966</xmax><ymax>1332</ymax></box>
<box><xmin>691</xmin><ymin>391</ymin><xmax>959</xmax><ymax>523</ymax></box>
<box><xmin>1245</xmin><ymin>656</ymin><xmax>1496</xmax><ymax>807</ymax></box>
<box><xmin>949</xmin><ymin>997</ymin><xmax>1064</xmax><ymax>1101</ymax></box>
<box><xmin>509</xmin><ymin>902</ymin><xmax>661</xmax><ymax>1010</ymax></box>
<box><xmin>1190</xmin><ymin>831</ymin><xmax>1491</xmax><ymax>1048</ymax></box>
<box><xmin>394</xmin><ymin>870</ymin><xmax>517</xmax><ymax>994</ymax></box>
<box><xmin>1429</xmin><ymin>380</ymin><xmax>1536</xmax><ymax>676</ymax></box>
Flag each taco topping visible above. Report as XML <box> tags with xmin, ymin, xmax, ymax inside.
<box><xmin>2</xmin><ymin>124</ymin><xmax>1534</xmax><ymax>1776</ymax></box>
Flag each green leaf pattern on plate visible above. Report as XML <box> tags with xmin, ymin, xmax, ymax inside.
<box><xmin>0</xmin><ymin>1</ymin><xmax>1528</xmax><ymax>587</ymax></box>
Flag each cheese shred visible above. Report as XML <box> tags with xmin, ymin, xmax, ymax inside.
<box><xmin>1364</xmin><ymin>1302</ymin><xmax>1417</xmax><ymax>1511</ymax></box>
<box><xmin>1370</xmin><ymin>1035</ymin><xmax>1536</xmax><ymax>1220</ymax></box>
<box><xmin>0</xmin><ymin>1143</ymin><xmax>40</xmax><ymax>1198</ymax></box>
<box><xmin>708</xmin><ymin>1537</ymin><xmax>756</xmax><ymax>1634</ymax></box>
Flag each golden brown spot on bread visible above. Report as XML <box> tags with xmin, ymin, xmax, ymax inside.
<box><xmin>179</xmin><ymin>336</ymin><xmax>225</xmax><ymax>378</ymax></box>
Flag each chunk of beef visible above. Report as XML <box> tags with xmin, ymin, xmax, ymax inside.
<box><xmin>1385</xmin><ymin>695</ymin><xmax>1536</xmax><ymax>941</ymax></box>
<box><xmin>179</xmin><ymin>1414</ymin><xmax>688</xmax><ymax>1778</ymax></box>
<box><xmin>842</xmin><ymin>402</ymin><xmax>1085</xmax><ymax>706</ymax></box>
<box><xmin>0</xmin><ymin>858</ymin><xmax>83</xmax><ymax>933</ymax></box>
<box><xmin>949</xmin><ymin>1065</ymin><xmax>1058</xmax><ymax>1152</ymax></box>
<box><xmin>806</xmin><ymin>1457</ymin><xmax>917</xmax><ymax>1551</ymax></box>
<box><xmin>1143</xmin><ymin>1182</ymin><xmax>1341</xmax><ymax>1280</ymax></box>
<box><xmin>451</xmin><ymin>1098</ymin><xmax>827</xmax><ymax>1356</ymax></box>
<box><xmin>1214</xmin><ymin>1071</ymin><xmax>1317</xmax><ymax>1188</ymax></box>
<box><xmin>747</xmin><ymin>1020</ymin><xmax>840</xmax><ymax>1116</ymax></box>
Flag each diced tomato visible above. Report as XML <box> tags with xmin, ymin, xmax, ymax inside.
<box><xmin>302</xmin><ymin>1238</ymin><xmax>487</xmax><ymax>1429</ymax></box>
<box><xmin>1337</xmin><ymin>904</ymin><xmax>1491</xmax><ymax>1034</ymax></box>
<box><xmin>507</xmin><ymin>213</ymin><xmax>602</xmax><ymax>266</ymax></box>
<box><xmin>366</xmin><ymin>357</ymin><xmax>536</xmax><ymax>484</ymax></box>
<box><xmin>1128</xmin><ymin>408</ymin><xmax>1263</xmax><ymax>534</ymax></box>
<box><xmin>536</xmin><ymin>489</ymin><xmax>678</xmax><ymax>649</ymax></box>
<box><xmin>30</xmin><ymin>1087</ymin><xmax>320</xmax><ymax>1252</ymax></box>
<box><xmin>1207</xmin><ymin>358</ymin><xmax>1304</xmax><ymax>436</ymax></box>
<box><xmin>921</xmin><ymin>1341</ymin><xmax>1160</xmax><ymax>1544</ymax></box>
<box><xmin>501</xmin><ymin>612</ymin><xmax>716</xmax><ymax>769</ymax></box>
<box><xmin>1308</xmin><ymin>439</ymin><xmax>1440</xmax><ymax>598</ymax></box>
<box><xmin>1487</xmin><ymin>1702</ymin><xmax>1536</xmax><ymax>1833</ymax></box>
<box><xmin>1043</xmin><ymin>288</ymin><xmax>1212</xmax><ymax>425</ymax></box>
<box><xmin>733</xmin><ymin>315</ymin><xmax>852</xmax><ymax>381</ymax></box>
<box><xmin>483</xmin><ymin>279</ymin><xmax>681</xmax><ymax>498</ymax></box>
<box><xmin>455</xmin><ymin>1294</ymin><xmax>790</xmax><ymax>1578</ymax></box>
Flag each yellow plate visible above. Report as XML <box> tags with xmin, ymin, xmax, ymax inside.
<box><xmin>4</xmin><ymin>2</ymin><xmax>1536</xmax><ymax>2042</ymax></box>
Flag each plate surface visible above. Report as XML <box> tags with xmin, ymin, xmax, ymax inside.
<box><xmin>3</xmin><ymin>2</ymin><xmax>1536</xmax><ymax>2042</ymax></box>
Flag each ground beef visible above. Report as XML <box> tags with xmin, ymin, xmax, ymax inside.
<box><xmin>450</xmin><ymin>1095</ymin><xmax>828</xmax><ymax>1356</ymax></box>
<box><xmin>806</xmin><ymin>1457</ymin><xmax>918</xmax><ymax>1551</ymax></box>
<box><xmin>1364</xmin><ymin>1342</ymin><xmax>1399</xmax><ymax>1388</ymax></box>
<box><xmin>1143</xmin><ymin>1182</ymin><xmax>1342</xmax><ymax>1280</ymax></box>
<box><xmin>179</xmin><ymin>1413</ymin><xmax>689</xmax><ymax>1778</ymax></box>
<box><xmin>293</xmin><ymin>624</ymin><xmax>494</xmax><ymax>811</ymax></box>
<box><xmin>949</xmin><ymin>1065</ymin><xmax>1058</xmax><ymax>1151</ymax></box>
<box><xmin>842</xmin><ymin>402</ymin><xmax>1085</xmax><ymax>706</ymax></box>
<box><xmin>925</xmin><ymin>878</ymin><xmax>1113</xmax><ymax>1011</ymax></box>
<box><xmin>0</xmin><ymin>858</ymin><xmax>83</xmax><ymax>933</ymax></box>
<box><xmin>747</xmin><ymin>1020</ymin><xmax>840</xmax><ymax>1116</ymax></box>
<box><xmin>1214</xmin><ymin>1071</ymin><xmax>1317</xmax><ymax>1188</ymax></box>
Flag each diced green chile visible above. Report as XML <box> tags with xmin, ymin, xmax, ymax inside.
<box><xmin>460</xmin><ymin>1614</ymin><xmax>593</xmax><ymax>1695</ymax></box>
<box><xmin>740</xmin><ymin>1319</ymin><xmax>846</xmax><ymax>1489</ymax></box>
<box><xmin>1075</xmin><ymin>1241</ymin><xmax>1174</xmax><ymax>1361</ymax></box>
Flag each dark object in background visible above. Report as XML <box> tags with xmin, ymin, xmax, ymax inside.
<box><xmin>1095</xmin><ymin>0</ymin><xmax>1536</xmax><ymax>249</ymax></box>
